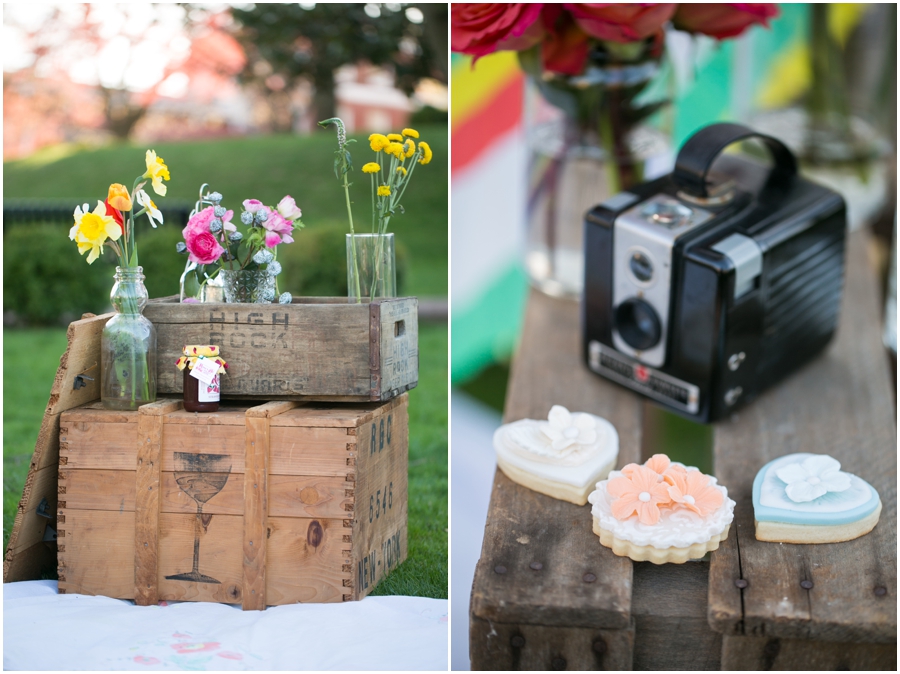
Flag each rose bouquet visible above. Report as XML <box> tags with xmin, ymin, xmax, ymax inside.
<box><xmin>68</xmin><ymin>149</ymin><xmax>170</xmax><ymax>408</ymax></box>
<box><xmin>177</xmin><ymin>186</ymin><xmax>303</xmax><ymax>304</ymax></box>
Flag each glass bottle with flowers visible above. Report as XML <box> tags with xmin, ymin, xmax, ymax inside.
<box><xmin>318</xmin><ymin>117</ymin><xmax>434</xmax><ymax>302</ymax></box>
<box><xmin>68</xmin><ymin>150</ymin><xmax>169</xmax><ymax>410</ymax></box>
<box><xmin>177</xmin><ymin>186</ymin><xmax>303</xmax><ymax>304</ymax></box>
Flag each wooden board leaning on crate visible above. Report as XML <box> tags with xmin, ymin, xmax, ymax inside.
<box><xmin>469</xmin><ymin>230</ymin><xmax>895</xmax><ymax>670</ymax></box>
<box><xmin>145</xmin><ymin>296</ymin><xmax>418</xmax><ymax>402</ymax></box>
<box><xmin>57</xmin><ymin>396</ymin><xmax>408</xmax><ymax>608</ymax></box>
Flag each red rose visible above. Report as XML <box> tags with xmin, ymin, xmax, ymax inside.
<box><xmin>540</xmin><ymin>6</ymin><xmax>591</xmax><ymax>75</ymax></box>
<box><xmin>104</xmin><ymin>199</ymin><xmax>125</xmax><ymax>235</ymax></box>
<box><xmin>451</xmin><ymin>3</ymin><xmax>545</xmax><ymax>58</ymax></box>
<box><xmin>563</xmin><ymin>3</ymin><xmax>677</xmax><ymax>43</ymax></box>
<box><xmin>673</xmin><ymin>4</ymin><xmax>778</xmax><ymax>39</ymax></box>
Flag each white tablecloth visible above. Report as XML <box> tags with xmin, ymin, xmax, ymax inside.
<box><xmin>4</xmin><ymin>581</ymin><xmax>447</xmax><ymax>670</ymax></box>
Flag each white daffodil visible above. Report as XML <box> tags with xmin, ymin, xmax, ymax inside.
<box><xmin>541</xmin><ymin>405</ymin><xmax>597</xmax><ymax>451</ymax></box>
<box><xmin>775</xmin><ymin>454</ymin><xmax>851</xmax><ymax>503</ymax></box>
<box><xmin>136</xmin><ymin>189</ymin><xmax>163</xmax><ymax>227</ymax></box>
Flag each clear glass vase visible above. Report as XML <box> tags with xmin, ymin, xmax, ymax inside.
<box><xmin>101</xmin><ymin>266</ymin><xmax>157</xmax><ymax>410</ymax></box>
<box><xmin>220</xmin><ymin>269</ymin><xmax>276</xmax><ymax>303</ymax></box>
<box><xmin>346</xmin><ymin>233</ymin><xmax>396</xmax><ymax>302</ymax></box>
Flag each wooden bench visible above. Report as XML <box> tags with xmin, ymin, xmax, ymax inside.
<box><xmin>469</xmin><ymin>230</ymin><xmax>896</xmax><ymax>670</ymax></box>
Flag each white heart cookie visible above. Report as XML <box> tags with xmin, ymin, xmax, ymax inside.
<box><xmin>493</xmin><ymin>406</ymin><xmax>618</xmax><ymax>505</ymax></box>
<box><xmin>753</xmin><ymin>453</ymin><xmax>882</xmax><ymax>544</ymax></box>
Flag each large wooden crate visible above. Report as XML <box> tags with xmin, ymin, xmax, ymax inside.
<box><xmin>56</xmin><ymin>394</ymin><xmax>408</xmax><ymax>609</ymax></box>
<box><xmin>144</xmin><ymin>297</ymin><xmax>418</xmax><ymax>402</ymax></box>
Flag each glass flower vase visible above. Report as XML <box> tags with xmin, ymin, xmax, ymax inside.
<box><xmin>347</xmin><ymin>233</ymin><xmax>396</xmax><ymax>302</ymax></box>
<box><xmin>220</xmin><ymin>269</ymin><xmax>276</xmax><ymax>303</ymax></box>
<box><xmin>101</xmin><ymin>266</ymin><xmax>157</xmax><ymax>410</ymax></box>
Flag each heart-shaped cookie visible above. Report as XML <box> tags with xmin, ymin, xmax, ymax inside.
<box><xmin>493</xmin><ymin>405</ymin><xmax>618</xmax><ymax>505</ymax></box>
<box><xmin>753</xmin><ymin>453</ymin><xmax>882</xmax><ymax>544</ymax></box>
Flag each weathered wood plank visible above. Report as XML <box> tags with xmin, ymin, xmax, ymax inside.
<box><xmin>709</xmin><ymin>230</ymin><xmax>897</xmax><ymax>645</ymax></box>
<box><xmin>242</xmin><ymin>414</ymin><xmax>269</xmax><ymax>610</ymax></box>
<box><xmin>720</xmin><ymin>634</ymin><xmax>897</xmax><ymax>671</ymax></box>
<box><xmin>267</xmin><ymin>516</ymin><xmax>351</xmax><ymax>604</ymax></box>
<box><xmin>58</xmin><ymin>509</ymin><xmax>135</xmax><ymax>598</ymax></box>
<box><xmin>470</xmin><ymin>291</ymin><xmax>642</xmax><ymax>638</ymax></box>
<box><xmin>4</xmin><ymin>312</ymin><xmax>111</xmax><ymax>583</ymax></box>
<box><xmin>377</xmin><ymin>298</ymin><xmax>419</xmax><ymax>399</ymax></box>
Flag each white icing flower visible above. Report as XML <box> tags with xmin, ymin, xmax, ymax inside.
<box><xmin>775</xmin><ymin>455</ymin><xmax>851</xmax><ymax>503</ymax></box>
<box><xmin>541</xmin><ymin>405</ymin><xmax>597</xmax><ymax>451</ymax></box>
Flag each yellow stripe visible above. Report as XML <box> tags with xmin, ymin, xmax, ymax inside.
<box><xmin>451</xmin><ymin>51</ymin><xmax>521</xmax><ymax>130</ymax></box>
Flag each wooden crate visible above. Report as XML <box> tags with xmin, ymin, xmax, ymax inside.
<box><xmin>470</xmin><ymin>231</ymin><xmax>895</xmax><ymax>670</ymax></box>
<box><xmin>56</xmin><ymin>394</ymin><xmax>408</xmax><ymax>609</ymax></box>
<box><xmin>144</xmin><ymin>297</ymin><xmax>418</xmax><ymax>402</ymax></box>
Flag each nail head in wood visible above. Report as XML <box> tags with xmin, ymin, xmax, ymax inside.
<box><xmin>592</xmin><ymin>638</ymin><xmax>606</xmax><ymax>654</ymax></box>
<box><xmin>510</xmin><ymin>635</ymin><xmax>525</xmax><ymax>648</ymax></box>
<box><xmin>551</xmin><ymin>657</ymin><xmax>567</xmax><ymax>670</ymax></box>
<box><xmin>494</xmin><ymin>565</ymin><xmax>507</xmax><ymax>575</ymax></box>
<box><xmin>529</xmin><ymin>562</ymin><xmax>542</xmax><ymax>570</ymax></box>
<box><xmin>800</xmin><ymin>579</ymin><xmax>814</xmax><ymax>590</ymax></box>
<box><xmin>583</xmin><ymin>573</ymin><xmax>596</xmax><ymax>583</ymax></box>
<box><xmin>874</xmin><ymin>585</ymin><xmax>887</xmax><ymax>597</ymax></box>
<box><xmin>734</xmin><ymin>578</ymin><xmax>748</xmax><ymax>589</ymax></box>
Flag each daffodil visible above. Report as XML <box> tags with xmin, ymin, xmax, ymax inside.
<box><xmin>362</xmin><ymin>162</ymin><xmax>381</xmax><ymax>174</ymax></box>
<box><xmin>107</xmin><ymin>183</ymin><xmax>132</xmax><ymax>211</ymax></box>
<box><xmin>369</xmin><ymin>134</ymin><xmax>389</xmax><ymax>152</ymax></box>
<box><xmin>418</xmin><ymin>141</ymin><xmax>433</xmax><ymax>165</ymax></box>
<box><xmin>403</xmin><ymin>139</ymin><xmax>415</xmax><ymax>158</ymax></box>
<box><xmin>70</xmin><ymin>201</ymin><xmax>121</xmax><ymax>264</ymax></box>
<box><xmin>402</xmin><ymin>128</ymin><xmax>419</xmax><ymax>138</ymax></box>
<box><xmin>377</xmin><ymin>185</ymin><xmax>391</xmax><ymax>197</ymax></box>
<box><xmin>143</xmin><ymin>149</ymin><xmax>170</xmax><ymax>196</ymax></box>
<box><xmin>396</xmin><ymin>166</ymin><xmax>407</xmax><ymax>176</ymax></box>
<box><xmin>386</xmin><ymin>133</ymin><xmax>404</xmax><ymax>142</ymax></box>
<box><xmin>136</xmin><ymin>189</ymin><xmax>164</xmax><ymax>227</ymax></box>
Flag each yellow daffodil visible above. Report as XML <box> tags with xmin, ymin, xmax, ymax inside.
<box><xmin>143</xmin><ymin>149</ymin><xmax>170</xmax><ymax>196</ymax></box>
<box><xmin>385</xmin><ymin>142</ymin><xmax>404</xmax><ymax>158</ymax></box>
<box><xmin>402</xmin><ymin>128</ymin><xmax>419</xmax><ymax>138</ymax></box>
<box><xmin>377</xmin><ymin>185</ymin><xmax>391</xmax><ymax>197</ymax></box>
<box><xmin>70</xmin><ymin>201</ymin><xmax>121</xmax><ymax>264</ymax></box>
<box><xmin>386</xmin><ymin>133</ymin><xmax>404</xmax><ymax>142</ymax></box>
<box><xmin>396</xmin><ymin>166</ymin><xmax>407</xmax><ymax>176</ymax></box>
<box><xmin>418</xmin><ymin>141</ymin><xmax>433</xmax><ymax>165</ymax></box>
<box><xmin>362</xmin><ymin>162</ymin><xmax>381</xmax><ymax>174</ymax></box>
<box><xmin>403</xmin><ymin>139</ymin><xmax>415</xmax><ymax>158</ymax></box>
<box><xmin>136</xmin><ymin>189</ymin><xmax>164</xmax><ymax>228</ymax></box>
<box><xmin>369</xmin><ymin>134</ymin><xmax>389</xmax><ymax>152</ymax></box>
<box><xmin>107</xmin><ymin>183</ymin><xmax>132</xmax><ymax>211</ymax></box>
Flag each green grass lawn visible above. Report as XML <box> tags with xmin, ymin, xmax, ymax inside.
<box><xmin>3</xmin><ymin>322</ymin><xmax>447</xmax><ymax>598</ymax></box>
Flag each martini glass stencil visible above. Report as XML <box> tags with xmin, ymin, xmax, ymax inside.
<box><xmin>165</xmin><ymin>452</ymin><xmax>232</xmax><ymax>584</ymax></box>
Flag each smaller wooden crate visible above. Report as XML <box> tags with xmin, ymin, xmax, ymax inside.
<box><xmin>145</xmin><ymin>297</ymin><xmax>418</xmax><ymax>402</ymax></box>
<box><xmin>57</xmin><ymin>395</ymin><xmax>408</xmax><ymax>608</ymax></box>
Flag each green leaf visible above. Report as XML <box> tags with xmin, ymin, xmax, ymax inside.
<box><xmin>333</xmin><ymin>157</ymin><xmax>341</xmax><ymax>180</ymax></box>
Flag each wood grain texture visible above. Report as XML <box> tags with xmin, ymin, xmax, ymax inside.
<box><xmin>709</xmin><ymin>230</ymin><xmax>897</xmax><ymax>645</ymax></box>
<box><xmin>377</xmin><ymin>298</ymin><xmax>419</xmax><ymax>400</ymax></box>
<box><xmin>242</xmin><ymin>415</ymin><xmax>269</xmax><ymax>610</ymax></box>
<box><xmin>145</xmin><ymin>298</ymin><xmax>418</xmax><ymax>400</ymax></box>
<box><xmin>58</xmin><ymin>509</ymin><xmax>135</xmax><ymax>598</ymax></box>
<box><xmin>4</xmin><ymin>312</ymin><xmax>110</xmax><ymax>583</ymax></box>
<box><xmin>469</xmin><ymin>616</ymin><xmax>634</xmax><ymax>671</ymax></box>
<box><xmin>720</xmin><ymin>634</ymin><xmax>897</xmax><ymax>671</ymax></box>
<box><xmin>470</xmin><ymin>291</ymin><xmax>643</xmax><ymax>637</ymax></box>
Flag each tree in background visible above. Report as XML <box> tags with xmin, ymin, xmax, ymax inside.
<box><xmin>230</xmin><ymin>3</ymin><xmax>447</xmax><ymax>131</ymax></box>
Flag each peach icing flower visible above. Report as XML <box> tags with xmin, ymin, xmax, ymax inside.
<box><xmin>621</xmin><ymin>454</ymin><xmax>686</xmax><ymax>483</ymax></box>
<box><xmin>664</xmin><ymin>469</ymin><xmax>724</xmax><ymax>517</ymax></box>
<box><xmin>607</xmin><ymin>465</ymin><xmax>672</xmax><ymax>525</ymax></box>
<box><xmin>107</xmin><ymin>183</ymin><xmax>132</xmax><ymax>211</ymax></box>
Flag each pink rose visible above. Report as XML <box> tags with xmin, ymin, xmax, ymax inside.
<box><xmin>451</xmin><ymin>3</ymin><xmax>545</xmax><ymax>58</ymax></box>
<box><xmin>264</xmin><ymin>231</ymin><xmax>283</xmax><ymax>248</ymax></box>
<box><xmin>276</xmin><ymin>195</ymin><xmax>302</xmax><ymax>220</ymax></box>
<box><xmin>185</xmin><ymin>230</ymin><xmax>225</xmax><ymax>265</ymax></box>
<box><xmin>263</xmin><ymin>211</ymin><xmax>294</xmax><ymax>245</ymax></box>
<box><xmin>673</xmin><ymin>4</ymin><xmax>778</xmax><ymax>39</ymax></box>
<box><xmin>242</xmin><ymin>199</ymin><xmax>264</xmax><ymax>213</ymax></box>
<box><xmin>183</xmin><ymin>206</ymin><xmax>215</xmax><ymax>238</ymax></box>
<box><xmin>563</xmin><ymin>4</ymin><xmax>676</xmax><ymax>43</ymax></box>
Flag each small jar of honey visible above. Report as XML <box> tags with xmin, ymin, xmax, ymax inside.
<box><xmin>175</xmin><ymin>345</ymin><xmax>227</xmax><ymax>413</ymax></box>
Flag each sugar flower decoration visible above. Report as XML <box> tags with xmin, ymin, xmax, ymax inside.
<box><xmin>541</xmin><ymin>405</ymin><xmax>597</xmax><ymax>451</ymax></box>
<box><xmin>607</xmin><ymin>465</ymin><xmax>672</xmax><ymax>525</ymax></box>
<box><xmin>622</xmin><ymin>453</ymin><xmax>686</xmax><ymax>483</ymax></box>
<box><xmin>775</xmin><ymin>455</ymin><xmax>851</xmax><ymax>503</ymax></box>
<box><xmin>664</xmin><ymin>470</ymin><xmax>724</xmax><ymax>517</ymax></box>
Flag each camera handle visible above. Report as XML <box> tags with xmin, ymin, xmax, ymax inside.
<box><xmin>673</xmin><ymin>122</ymin><xmax>797</xmax><ymax>199</ymax></box>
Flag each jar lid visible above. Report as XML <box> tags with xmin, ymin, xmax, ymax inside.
<box><xmin>176</xmin><ymin>345</ymin><xmax>227</xmax><ymax>374</ymax></box>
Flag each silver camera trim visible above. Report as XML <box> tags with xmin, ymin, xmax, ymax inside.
<box><xmin>612</xmin><ymin>195</ymin><xmax>713</xmax><ymax>367</ymax></box>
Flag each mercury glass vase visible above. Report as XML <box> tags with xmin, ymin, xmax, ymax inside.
<box><xmin>347</xmin><ymin>233</ymin><xmax>396</xmax><ymax>302</ymax></box>
<box><xmin>220</xmin><ymin>269</ymin><xmax>276</xmax><ymax>303</ymax></box>
<box><xmin>101</xmin><ymin>266</ymin><xmax>157</xmax><ymax>410</ymax></box>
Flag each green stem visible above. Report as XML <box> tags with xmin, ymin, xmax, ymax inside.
<box><xmin>343</xmin><ymin>170</ymin><xmax>362</xmax><ymax>302</ymax></box>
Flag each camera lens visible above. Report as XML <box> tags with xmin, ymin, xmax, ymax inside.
<box><xmin>629</xmin><ymin>251</ymin><xmax>653</xmax><ymax>282</ymax></box>
<box><xmin>615</xmin><ymin>298</ymin><xmax>662</xmax><ymax>351</ymax></box>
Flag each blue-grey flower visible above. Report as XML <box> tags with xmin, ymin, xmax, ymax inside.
<box><xmin>254</xmin><ymin>209</ymin><xmax>269</xmax><ymax>224</ymax></box>
<box><xmin>206</xmin><ymin>191</ymin><xmax>223</xmax><ymax>204</ymax></box>
<box><xmin>279</xmin><ymin>292</ymin><xmax>293</xmax><ymax>304</ymax></box>
<box><xmin>267</xmin><ymin>261</ymin><xmax>282</xmax><ymax>276</ymax></box>
<box><xmin>263</xmin><ymin>286</ymin><xmax>276</xmax><ymax>302</ymax></box>
<box><xmin>209</xmin><ymin>219</ymin><xmax>223</xmax><ymax>233</ymax></box>
<box><xmin>214</xmin><ymin>205</ymin><xmax>227</xmax><ymax>217</ymax></box>
<box><xmin>175</xmin><ymin>242</ymin><xmax>187</xmax><ymax>254</ymax></box>
<box><xmin>240</xmin><ymin>211</ymin><xmax>254</xmax><ymax>225</ymax></box>
<box><xmin>253</xmin><ymin>249</ymin><xmax>274</xmax><ymax>265</ymax></box>
<box><xmin>228</xmin><ymin>231</ymin><xmax>243</xmax><ymax>242</ymax></box>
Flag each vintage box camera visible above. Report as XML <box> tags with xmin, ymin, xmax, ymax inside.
<box><xmin>582</xmin><ymin>123</ymin><xmax>847</xmax><ymax>423</ymax></box>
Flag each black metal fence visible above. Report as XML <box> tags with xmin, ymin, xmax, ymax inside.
<box><xmin>3</xmin><ymin>199</ymin><xmax>194</xmax><ymax>229</ymax></box>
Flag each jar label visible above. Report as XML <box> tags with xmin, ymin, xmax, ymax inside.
<box><xmin>190</xmin><ymin>357</ymin><xmax>219</xmax><ymax>385</ymax></box>
<box><xmin>198</xmin><ymin>374</ymin><xmax>220</xmax><ymax>403</ymax></box>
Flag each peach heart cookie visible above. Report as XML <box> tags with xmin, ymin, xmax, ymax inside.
<box><xmin>493</xmin><ymin>405</ymin><xmax>618</xmax><ymax>505</ymax></box>
<box><xmin>753</xmin><ymin>453</ymin><xmax>882</xmax><ymax>544</ymax></box>
<box><xmin>588</xmin><ymin>454</ymin><xmax>735</xmax><ymax>564</ymax></box>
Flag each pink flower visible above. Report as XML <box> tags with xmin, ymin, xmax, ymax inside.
<box><xmin>217</xmin><ymin>651</ymin><xmax>244</xmax><ymax>661</ymax></box>
<box><xmin>221</xmin><ymin>209</ymin><xmax>236</xmax><ymax>232</ymax></box>
<box><xmin>263</xmin><ymin>211</ymin><xmax>295</xmax><ymax>245</ymax></box>
<box><xmin>185</xmin><ymin>230</ymin><xmax>225</xmax><ymax>265</ymax></box>
<box><xmin>276</xmin><ymin>195</ymin><xmax>302</xmax><ymax>220</ymax></box>
<box><xmin>451</xmin><ymin>3</ymin><xmax>545</xmax><ymax>58</ymax></box>
<box><xmin>563</xmin><ymin>4</ymin><xmax>676</xmax><ymax>43</ymax></box>
<box><xmin>673</xmin><ymin>3</ymin><xmax>778</xmax><ymax>39</ymax></box>
<box><xmin>133</xmin><ymin>656</ymin><xmax>161</xmax><ymax>665</ymax></box>
<box><xmin>242</xmin><ymin>198</ymin><xmax>265</xmax><ymax>213</ymax></box>
<box><xmin>183</xmin><ymin>206</ymin><xmax>216</xmax><ymax>238</ymax></box>
<box><xmin>171</xmin><ymin>642</ymin><xmax>220</xmax><ymax>654</ymax></box>
<box><xmin>265</xmin><ymin>231</ymin><xmax>283</xmax><ymax>248</ymax></box>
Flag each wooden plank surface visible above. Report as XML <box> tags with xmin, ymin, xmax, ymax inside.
<box><xmin>720</xmin><ymin>634</ymin><xmax>897</xmax><ymax>671</ymax></box>
<box><xmin>709</xmin><ymin>230</ymin><xmax>897</xmax><ymax>646</ymax></box>
<box><xmin>377</xmin><ymin>298</ymin><xmax>419</xmax><ymax>400</ymax></box>
<box><xmin>470</xmin><ymin>291</ymin><xmax>643</xmax><ymax>637</ymax></box>
<box><xmin>4</xmin><ymin>312</ymin><xmax>111</xmax><ymax>583</ymax></box>
<box><xmin>242</xmin><ymin>412</ymin><xmax>269</xmax><ymax>610</ymax></box>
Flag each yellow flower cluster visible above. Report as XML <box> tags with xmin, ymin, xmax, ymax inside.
<box><xmin>377</xmin><ymin>185</ymin><xmax>391</xmax><ymax>197</ymax></box>
<box><xmin>362</xmin><ymin>162</ymin><xmax>381</xmax><ymax>174</ymax></box>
